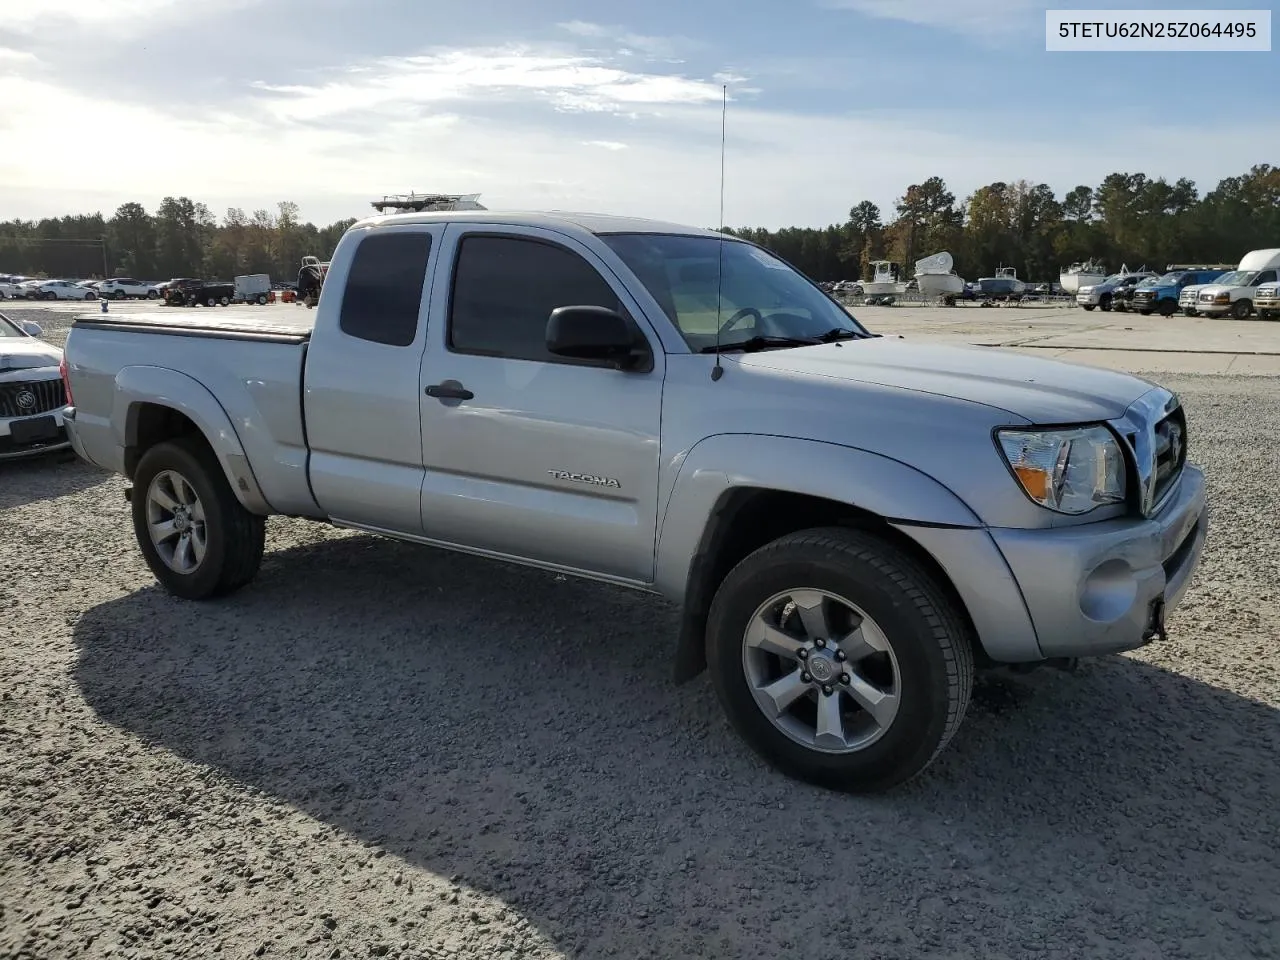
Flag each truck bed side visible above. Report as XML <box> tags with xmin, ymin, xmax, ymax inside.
<box><xmin>64</xmin><ymin>310</ymin><xmax>322</xmax><ymax>518</ymax></box>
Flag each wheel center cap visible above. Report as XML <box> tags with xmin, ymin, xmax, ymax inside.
<box><xmin>807</xmin><ymin>654</ymin><xmax>836</xmax><ymax>683</ymax></box>
<box><xmin>173</xmin><ymin>509</ymin><xmax>190</xmax><ymax>532</ymax></box>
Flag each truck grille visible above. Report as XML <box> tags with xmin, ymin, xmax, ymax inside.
<box><xmin>1151</xmin><ymin>407</ymin><xmax>1187</xmax><ymax>508</ymax></box>
<box><xmin>1133</xmin><ymin>290</ymin><xmax>1155</xmax><ymax>304</ymax></box>
<box><xmin>0</xmin><ymin>378</ymin><xmax>66</xmax><ymax>418</ymax></box>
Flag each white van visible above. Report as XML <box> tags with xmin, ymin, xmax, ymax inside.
<box><xmin>1192</xmin><ymin>248</ymin><xmax>1280</xmax><ymax>319</ymax></box>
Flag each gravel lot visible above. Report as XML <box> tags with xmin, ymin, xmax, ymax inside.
<box><xmin>3</xmin><ymin>305</ymin><xmax>1278</xmax><ymax>959</ymax></box>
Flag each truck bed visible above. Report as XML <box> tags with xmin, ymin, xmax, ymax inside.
<box><xmin>72</xmin><ymin>307</ymin><xmax>314</xmax><ymax>344</ymax></box>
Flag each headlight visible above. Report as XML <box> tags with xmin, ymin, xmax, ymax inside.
<box><xmin>997</xmin><ymin>425</ymin><xmax>1126</xmax><ymax>514</ymax></box>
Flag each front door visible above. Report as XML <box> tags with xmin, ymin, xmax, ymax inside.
<box><xmin>417</xmin><ymin>224</ymin><xmax>665</xmax><ymax>585</ymax></box>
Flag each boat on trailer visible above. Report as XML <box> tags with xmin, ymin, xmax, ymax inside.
<box><xmin>862</xmin><ymin>260</ymin><xmax>908</xmax><ymax>297</ymax></box>
<box><xmin>371</xmin><ymin>192</ymin><xmax>487</xmax><ymax>214</ymax></box>
<box><xmin>977</xmin><ymin>266</ymin><xmax>1026</xmax><ymax>299</ymax></box>
<box><xmin>1059</xmin><ymin>258</ymin><xmax>1108</xmax><ymax>294</ymax></box>
<box><xmin>913</xmin><ymin>251</ymin><xmax>965</xmax><ymax>300</ymax></box>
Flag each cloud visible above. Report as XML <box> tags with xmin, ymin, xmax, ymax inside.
<box><xmin>556</xmin><ymin>20</ymin><xmax>701</xmax><ymax>59</ymax></box>
<box><xmin>249</xmin><ymin>47</ymin><xmax>730</xmax><ymax>122</ymax></box>
<box><xmin>583</xmin><ymin>140</ymin><xmax>629</xmax><ymax>150</ymax></box>
<box><xmin>0</xmin><ymin>0</ymin><xmax>257</xmax><ymax>28</ymax></box>
<box><xmin>821</xmin><ymin>0</ymin><xmax>1041</xmax><ymax>38</ymax></box>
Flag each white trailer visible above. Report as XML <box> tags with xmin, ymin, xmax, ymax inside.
<box><xmin>233</xmin><ymin>274</ymin><xmax>271</xmax><ymax>305</ymax></box>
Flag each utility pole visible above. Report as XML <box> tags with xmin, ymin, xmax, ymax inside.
<box><xmin>102</xmin><ymin>237</ymin><xmax>109</xmax><ymax>278</ymax></box>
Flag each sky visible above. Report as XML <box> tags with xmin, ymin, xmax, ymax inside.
<box><xmin>0</xmin><ymin>0</ymin><xmax>1276</xmax><ymax>229</ymax></box>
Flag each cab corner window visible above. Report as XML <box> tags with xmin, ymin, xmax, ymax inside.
<box><xmin>448</xmin><ymin>235</ymin><xmax>624</xmax><ymax>363</ymax></box>
<box><xmin>339</xmin><ymin>231</ymin><xmax>432</xmax><ymax>347</ymax></box>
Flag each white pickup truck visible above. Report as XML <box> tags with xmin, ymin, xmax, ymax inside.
<box><xmin>59</xmin><ymin>210</ymin><xmax>1209</xmax><ymax>793</ymax></box>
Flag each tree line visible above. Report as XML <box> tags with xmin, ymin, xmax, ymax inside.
<box><xmin>0</xmin><ymin>199</ymin><xmax>356</xmax><ymax>282</ymax></box>
<box><xmin>2</xmin><ymin>164</ymin><xmax>1277</xmax><ymax>284</ymax></box>
<box><xmin>724</xmin><ymin>163</ymin><xmax>1279</xmax><ymax>282</ymax></box>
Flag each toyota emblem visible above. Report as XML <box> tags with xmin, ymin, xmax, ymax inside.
<box><xmin>15</xmin><ymin>390</ymin><xmax>37</xmax><ymax>412</ymax></box>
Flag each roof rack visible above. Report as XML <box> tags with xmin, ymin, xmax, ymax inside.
<box><xmin>1164</xmin><ymin>263</ymin><xmax>1234</xmax><ymax>271</ymax></box>
<box><xmin>371</xmin><ymin>192</ymin><xmax>487</xmax><ymax>213</ymax></box>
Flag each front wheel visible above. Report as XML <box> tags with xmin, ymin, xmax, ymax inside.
<box><xmin>147</xmin><ymin>289</ymin><xmax>158</xmax><ymax>299</ymax></box>
<box><xmin>1081</xmin><ymin>305</ymin><xmax>1095</xmax><ymax>312</ymax></box>
<box><xmin>706</xmin><ymin>527</ymin><xmax>975</xmax><ymax>793</ymax></box>
<box><xmin>131</xmin><ymin>437</ymin><xmax>266</xmax><ymax>600</ymax></box>
<box><xmin>1231</xmin><ymin>299</ymin><xmax>1252</xmax><ymax>320</ymax></box>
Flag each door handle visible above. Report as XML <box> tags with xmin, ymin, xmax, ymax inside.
<box><xmin>425</xmin><ymin>382</ymin><xmax>474</xmax><ymax>400</ymax></box>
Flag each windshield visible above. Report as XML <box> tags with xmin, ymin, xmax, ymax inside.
<box><xmin>1100</xmin><ymin>274</ymin><xmax>1124</xmax><ymax>285</ymax></box>
<box><xmin>0</xmin><ymin>313</ymin><xmax>23</xmax><ymax>338</ymax></box>
<box><xmin>1210</xmin><ymin>271</ymin><xmax>1252</xmax><ymax>286</ymax></box>
<box><xmin>1143</xmin><ymin>272</ymin><xmax>1184</xmax><ymax>287</ymax></box>
<box><xmin>601</xmin><ymin>233</ymin><xmax>866</xmax><ymax>351</ymax></box>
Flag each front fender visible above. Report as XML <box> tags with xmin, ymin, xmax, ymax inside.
<box><xmin>113</xmin><ymin>365</ymin><xmax>272</xmax><ymax>514</ymax></box>
<box><xmin>653</xmin><ymin>433</ymin><xmax>981</xmax><ymax>602</ymax></box>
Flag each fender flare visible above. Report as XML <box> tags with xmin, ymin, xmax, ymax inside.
<box><xmin>654</xmin><ymin>433</ymin><xmax>982</xmax><ymax>601</ymax></box>
<box><xmin>112</xmin><ymin>365</ymin><xmax>273</xmax><ymax>515</ymax></box>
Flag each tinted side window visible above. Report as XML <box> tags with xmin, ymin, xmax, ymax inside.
<box><xmin>339</xmin><ymin>232</ymin><xmax>432</xmax><ymax>347</ymax></box>
<box><xmin>449</xmin><ymin>235</ymin><xmax>621</xmax><ymax>362</ymax></box>
<box><xmin>1254</xmin><ymin>269</ymin><xmax>1277</xmax><ymax>285</ymax></box>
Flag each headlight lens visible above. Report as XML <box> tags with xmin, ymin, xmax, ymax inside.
<box><xmin>997</xmin><ymin>425</ymin><xmax>1126</xmax><ymax>514</ymax></box>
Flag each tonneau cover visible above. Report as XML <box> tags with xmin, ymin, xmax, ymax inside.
<box><xmin>72</xmin><ymin>307</ymin><xmax>313</xmax><ymax>344</ymax></box>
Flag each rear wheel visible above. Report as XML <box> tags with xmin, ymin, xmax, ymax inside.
<box><xmin>256</xmin><ymin>293</ymin><xmax>268</xmax><ymax>305</ymax></box>
<box><xmin>131</xmin><ymin>438</ymin><xmax>265</xmax><ymax>600</ymax></box>
<box><xmin>1231</xmin><ymin>299</ymin><xmax>1252</xmax><ymax>320</ymax></box>
<box><xmin>706</xmin><ymin>527</ymin><xmax>974</xmax><ymax>793</ymax></box>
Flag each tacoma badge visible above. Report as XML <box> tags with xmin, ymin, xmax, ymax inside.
<box><xmin>548</xmin><ymin>470</ymin><xmax>621</xmax><ymax>489</ymax></box>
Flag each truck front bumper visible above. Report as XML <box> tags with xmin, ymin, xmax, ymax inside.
<box><xmin>990</xmin><ymin>465</ymin><xmax>1208</xmax><ymax>659</ymax></box>
<box><xmin>1194</xmin><ymin>303</ymin><xmax>1231</xmax><ymax>315</ymax></box>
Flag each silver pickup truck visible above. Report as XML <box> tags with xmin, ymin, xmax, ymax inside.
<box><xmin>60</xmin><ymin>211</ymin><xmax>1209</xmax><ymax>793</ymax></box>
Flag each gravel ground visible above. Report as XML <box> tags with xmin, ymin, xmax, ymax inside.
<box><xmin>2</xmin><ymin>305</ymin><xmax>1278</xmax><ymax>960</ymax></box>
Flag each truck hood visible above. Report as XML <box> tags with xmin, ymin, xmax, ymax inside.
<box><xmin>0</xmin><ymin>338</ymin><xmax>61</xmax><ymax>372</ymax></box>
<box><xmin>733</xmin><ymin>337</ymin><xmax>1154</xmax><ymax>424</ymax></box>
<box><xmin>1197</xmin><ymin>284</ymin><xmax>1246</xmax><ymax>296</ymax></box>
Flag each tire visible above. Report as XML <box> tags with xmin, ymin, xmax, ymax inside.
<box><xmin>219</xmin><ymin>296</ymin><xmax>230</xmax><ymax>307</ymax></box>
<box><xmin>1081</xmin><ymin>305</ymin><xmax>1095</xmax><ymax>312</ymax></box>
<box><xmin>257</xmin><ymin>294</ymin><xmax>268</xmax><ymax>305</ymax></box>
<box><xmin>84</xmin><ymin>291</ymin><xmax>96</xmax><ymax>300</ymax></box>
<box><xmin>1138</xmin><ymin>309</ymin><xmax>1152</xmax><ymax>316</ymax></box>
<box><xmin>131</xmin><ymin>437</ymin><xmax>265</xmax><ymax>600</ymax></box>
<box><xmin>705</xmin><ymin>527</ymin><xmax>975</xmax><ymax>793</ymax></box>
<box><xmin>147</xmin><ymin>290</ymin><xmax>158</xmax><ymax>299</ymax></box>
<box><xmin>114</xmin><ymin>289</ymin><xmax>126</xmax><ymax>300</ymax></box>
<box><xmin>206</xmin><ymin>296</ymin><xmax>217</xmax><ymax>307</ymax></box>
<box><xmin>1099</xmin><ymin>294</ymin><xmax>1112</xmax><ymax>312</ymax></box>
<box><xmin>1231</xmin><ymin>299</ymin><xmax>1252</xmax><ymax>320</ymax></box>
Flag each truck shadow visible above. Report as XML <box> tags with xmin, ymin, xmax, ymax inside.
<box><xmin>71</xmin><ymin>532</ymin><xmax>1280</xmax><ymax>957</ymax></box>
<box><xmin>0</xmin><ymin>453</ymin><xmax>109</xmax><ymax>510</ymax></box>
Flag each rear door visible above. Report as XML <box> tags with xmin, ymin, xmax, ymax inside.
<box><xmin>416</xmin><ymin>223</ymin><xmax>665</xmax><ymax>584</ymax></box>
<box><xmin>303</xmin><ymin>223</ymin><xmax>445</xmax><ymax>533</ymax></box>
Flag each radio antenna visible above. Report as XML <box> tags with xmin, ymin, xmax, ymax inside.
<box><xmin>711</xmin><ymin>83</ymin><xmax>727</xmax><ymax>382</ymax></box>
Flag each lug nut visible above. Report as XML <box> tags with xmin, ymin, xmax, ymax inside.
<box><xmin>797</xmin><ymin>648</ymin><xmax>809</xmax><ymax>660</ymax></box>
<box><xmin>835</xmin><ymin>649</ymin><xmax>847</xmax><ymax>662</ymax></box>
<box><xmin>801</xmin><ymin>672</ymin><xmax>812</xmax><ymax>683</ymax></box>
<box><xmin>815</xmin><ymin>638</ymin><xmax>826</xmax><ymax>649</ymax></box>
<box><xmin>840</xmin><ymin>673</ymin><xmax>851</xmax><ymax>685</ymax></box>
<box><xmin>821</xmin><ymin>685</ymin><xmax>833</xmax><ymax>696</ymax></box>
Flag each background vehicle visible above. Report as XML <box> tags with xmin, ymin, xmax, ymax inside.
<box><xmin>194</xmin><ymin>281</ymin><xmax>235</xmax><ymax>307</ymax></box>
<box><xmin>0</xmin><ymin>311</ymin><xmax>70</xmax><ymax>460</ymax></box>
<box><xmin>161</xmin><ymin>278</ymin><xmax>205</xmax><ymax>306</ymax></box>
<box><xmin>1131</xmin><ymin>267</ymin><xmax>1229</xmax><ymax>316</ymax></box>
<box><xmin>99</xmin><ymin>277</ymin><xmax>160</xmax><ymax>300</ymax></box>
<box><xmin>233</xmin><ymin>274</ymin><xmax>271</xmax><ymax>304</ymax></box>
<box><xmin>1076</xmin><ymin>271</ymin><xmax>1156</xmax><ymax>312</ymax></box>
<box><xmin>1191</xmin><ymin>249</ymin><xmax>1280</xmax><ymax>320</ymax></box>
<box><xmin>0</xmin><ymin>275</ymin><xmax>27</xmax><ymax>299</ymax></box>
<box><xmin>28</xmin><ymin>279</ymin><xmax>97</xmax><ymax>301</ymax></box>
<box><xmin>60</xmin><ymin>210</ymin><xmax>1208</xmax><ymax>795</ymax></box>
<box><xmin>1253</xmin><ymin>282</ymin><xmax>1279</xmax><ymax>320</ymax></box>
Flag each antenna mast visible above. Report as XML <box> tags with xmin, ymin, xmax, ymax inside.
<box><xmin>711</xmin><ymin>84</ymin><xmax>727</xmax><ymax>382</ymax></box>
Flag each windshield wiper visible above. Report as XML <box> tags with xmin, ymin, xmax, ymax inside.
<box><xmin>813</xmin><ymin>327</ymin><xmax>862</xmax><ymax>342</ymax></box>
<box><xmin>699</xmin><ymin>335</ymin><xmax>822</xmax><ymax>354</ymax></box>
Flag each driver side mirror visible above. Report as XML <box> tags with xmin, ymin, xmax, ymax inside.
<box><xmin>21</xmin><ymin>320</ymin><xmax>43</xmax><ymax>337</ymax></box>
<box><xmin>546</xmin><ymin>306</ymin><xmax>648</xmax><ymax>370</ymax></box>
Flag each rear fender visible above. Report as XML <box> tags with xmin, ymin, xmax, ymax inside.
<box><xmin>113</xmin><ymin>365</ymin><xmax>272</xmax><ymax>514</ymax></box>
